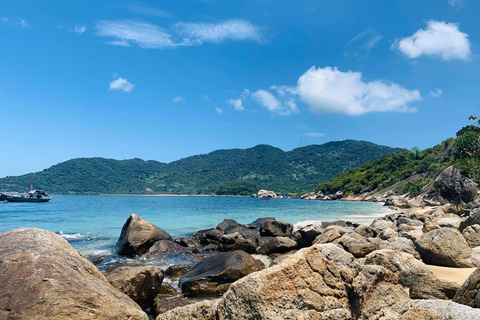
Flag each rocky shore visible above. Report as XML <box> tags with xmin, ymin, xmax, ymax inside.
<box><xmin>2</xmin><ymin>165</ymin><xmax>480</xmax><ymax>319</ymax></box>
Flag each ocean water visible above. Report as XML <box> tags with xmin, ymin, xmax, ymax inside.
<box><xmin>0</xmin><ymin>195</ymin><xmax>391</xmax><ymax>269</ymax></box>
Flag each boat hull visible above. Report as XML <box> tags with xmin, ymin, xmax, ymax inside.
<box><xmin>1</xmin><ymin>195</ymin><xmax>51</xmax><ymax>203</ymax></box>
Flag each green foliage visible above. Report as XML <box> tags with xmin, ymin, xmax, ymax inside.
<box><xmin>0</xmin><ymin>141</ymin><xmax>401</xmax><ymax>195</ymax></box>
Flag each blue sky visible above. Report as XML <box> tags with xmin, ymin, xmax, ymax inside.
<box><xmin>0</xmin><ymin>0</ymin><xmax>479</xmax><ymax>177</ymax></box>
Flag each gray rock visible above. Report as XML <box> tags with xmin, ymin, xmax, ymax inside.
<box><xmin>313</xmin><ymin>225</ymin><xmax>353</xmax><ymax>245</ymax></box>
<box><xmin>107</xmin><ymin>265</ymin><xmax>165</xmax><ymax>310</ymax></box>
<box><xmin>434</xmin><ymin>214</ymin><xmax>462</xmax><ymax>229</ymax></box>
<box><xmin>178</xmin><ymin>250</ymin><xmax>264</xmax><ymax>297</ymax></box>
<box><xmin>453</xmin><ymin>268</ymin><xmax>480</xmax><ymax>308</ymax></box>
<box><xmin>462</xmin><ymin>224</ymin><xmax>480</xmax><ymax>248</ymax></box>
<box><xmin>415</xmin><ymin>227</ymin><xmax>474</xmax><ymax>267</ymax></box>
<box><xmin>411</xmin><ymin>299</ymin><xmax>480</xmax><ymax>320</ymax></box>
<box><xmin>333</xmin><ymin>232</ymin><xmax>376</xmax><ymax>258</ymax></box>
<box><xmin>460</xmin><ymin>208</ymin><xmax>480</xmax><ymax>232</ymax></box>
<box><xmin>379</xmin><ymin>237</ymin><xmax>421</xmax><ymax>259</ymax></box>
<box><xmin>434</xmin><ymin>165</ymin><xmax>478</xmax><ymax>204</ymax></box>
<box><xmin>371</xmin><ymin>219</ymin><xmax>395</xmax><ymax>232</ymax></box>
<box><xmin>410</xmin><ymin>273</ymin><xmax>459</xmax><ymax>300</ymax></box>
<box><xmin>117</xmin><ymin>214</ymin><xmax>173</xmax><ymax>256</ymax></box>
<box><xmin>256</xmin><ymin>237</ymin><xmax>297</xmax><ymax>255</ymax></box>
<box><xmin>292</xmin><ymin>220</ymin><xmax>324</xmax><ymax>248</ymax></box>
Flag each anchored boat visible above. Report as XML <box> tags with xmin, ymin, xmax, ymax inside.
<box><xmin>1</xmin><ymin>190</ymin><xmax>52</xmax><ymax>203</ymax></box>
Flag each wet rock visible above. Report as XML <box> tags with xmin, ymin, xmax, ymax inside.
<box><xmin>106</xmin><ymin>265</ymin><xmax>164</xmax><ymax>310</ymax></box>
<box><xmin>410</xmin><ymin>273</ymin><xmax>459</xmax><ymax>300</ymax></box>
<box><xmin>0</xmin><ymin>228</ymin><xmax>148</xmax><ymax>320</ymax></box>
<box><xmin>165</xmin><ymin>265</ymin><xmax>192</xmax><ymax>281</ymax></box>
<box><xmin>259</xmin><ymin>220</ymin><xmax>293</xmax><ymax>237</ymax></box>
<box><xmin>434</xmin><ymin>165</ymin><xmax>477</xmax><ymax>204</ymax></box>
<box><xmin>148</xmin><ymin>240</ymin><xmax>185</xmax><ymax>255</ymax></box>
<box><xmin>256</xmin><ymin>237</ymin><xmax>297</xmax><ymax>255</ymax></box>
<box><xmin>462</xmin><ymin>224</ymin><xmax>480</xmax><ymax>248</ymax></box>
<box><xmin>152</xmin><ymin>296</ymin><xmax>192</xmax><ymax>317</ymax></box>
<box><xmin>415</xmin><ymin>227</ymin><xmax>474</xmax><ymax>267</ymax></box>
<box><xmin>179</xmin><ymin>250</ymin><xmax>264</xmax><ymax>297</ymax></box>
<box><xmin>117</xmin><ymin>214</ymin><xmax>173</xmax><ymax>257</ymax></box>
<box><xmin>452</xmin><ymin>268</ymin><xmax>480</xmax><ymax>308</ymax></box>
<box><xmin>191</xmin><ymin>228</ymin><xmax>224</xmax><ymax>246</ymax></box>
<box><xmin>216</xmin><ymin>219</ymin><xmax>243</xmax><ymax>233</ymax></box>
<box><xmin>159</xmin><ymin>283</ymin><xmax>181</xmax><ymax>296</ymax></box>
<box><xmin>365</xmin><ymin>249</ymin><xmax>432</xmax><ymax>287</ymax></box>
<box><xmin>218</xmin><ymin>233</ymin><xmax>256</xmax><ymax>254</ymax></box>
<box><xmin>175</xmin><ymin>237</ymin><xmax>199</xmax><ymax>248</ymax></box>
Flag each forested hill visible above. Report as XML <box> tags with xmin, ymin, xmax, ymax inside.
<box><xmin>0</xmin><ymin>140</ymin><xmax>402</xmax><ymax>195</ymax></box>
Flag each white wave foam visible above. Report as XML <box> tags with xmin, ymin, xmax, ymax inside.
<box><xmin>58</xmin><ymin>231</ymin><xmax>83</xmax><ymax>240</ymax></box>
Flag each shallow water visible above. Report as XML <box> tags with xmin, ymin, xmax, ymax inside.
<box><xmin>0</xmin><ymin>195</ymin><xmax>390</xmax><ymax>268</ymax></box>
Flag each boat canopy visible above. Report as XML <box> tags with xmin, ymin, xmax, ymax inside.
<box><xmin>28</xmin><ymin>190</ymin><xmax>49</xmax><ymax>196</ymax></box>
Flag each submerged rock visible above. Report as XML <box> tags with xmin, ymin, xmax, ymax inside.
<box><xmin>0</xmin><ymin>228</ymin><xmax>148</xmax><ymax>320</ymax></box>
<box><xmin>117</xmin><ymin>214</ymin><xmax>173</xmax><ymax>257</ymax></box>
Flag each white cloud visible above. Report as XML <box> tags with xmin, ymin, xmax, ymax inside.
<box><xmin>109</xmin><ymin>77</ymin><xmax>134</xmax><ymax>92</ymax></box>
<box><xmin>225</xmin><ymin>98</ymin><xmax>244</xmax><ymax>111</ymax></box>
<box><xmin>251</xmin><ymin>90</ymin><xmax>298</xmax><ymax>115</ymax></box>
<box><xmin>73</xmin><ymin>25</ymin><xmax>86</xmax><ymax>34</ymax></box>
<box><xmin>215</xmin><ymin>107</ymin><xmax>223</xmax><ymax>114</ymax></box>
<box><xmin>96</xmin><ymin>20</ymin><xmax>175</xmax><ymax>48</ymax></box>
<box><xmin>392</xmin><ymin>20</ymin><xmax>471</xmax><ymax>61</ymax></box>
<box><xmin>297</xmin><ymin>66</ymin><xmax>421</xmax><ymax>115</ymax></box>
<box><xmin>303</xmin><ymin>133</ymin><xmax>325</xmax><ymax>138</ymax></box>
<box><xmin>174</xmin><ymin>19</ymin><xmax>262</xmax><ymax>44</ymax></box>
<box><xmin>1</xmin><ymin>17</ymin><xmax>28</xmax><ymax>27</ymax></box>
<box><xmin>172</xmin><ymin>96</ymin><xmax>185</xmax><ymax>103</ymax></box>
<box><xmin>430</xmin><ymin>88</ymin><xmax>443</xmax><ymax>97</ymax></box>
<box><xmin>128</xmin><ymin>3</ymin><xmax>169</xmax><ymax>17</ymax></box>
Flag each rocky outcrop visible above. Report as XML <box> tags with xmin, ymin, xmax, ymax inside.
<box><xmin>106</xmin><ymin>265</ymin><xmax>165</xmax><ymax>310</ymax></box>
<box><xmin>415</xmin><ymin>228</ymin><xmax>474</xmax><ymax>268</ymax></box>
<box><xmin>117</xmin><ymin>214</ymin><xmax>173</xmax><ymax>257</ymax></box>
<box><xmin>256</xmin><ymin>190</ymin><xmax>277</xmax><ymax>199</ymax></box>
<box><xmin>434</xmin><ymin>165</ymin><xmax>478</xmax><ymax>204</ymax></box>
<box><xmin>453</xmin><ymin>268</ymin><xmax>480</xmax><ymax>308</ymax></box>
<box><xmin>178</xmin><ymin>251</ymin><xmax>264</xmax><ymax>297</ymax></box>
<box><xmin>0</xmin><ymin>228</ymin><xmax>148</xmax><ymax>320</ymax></box>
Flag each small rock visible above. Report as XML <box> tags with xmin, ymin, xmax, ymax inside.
<box><xmin>256</xmin><ymin>237</ymin><xmax>297</xmax><ymax>255</ymax></box>
<box><xmin>148</xmin><ymin>240</ymin><xmax>185</xmax><ymax>255</ymax></box>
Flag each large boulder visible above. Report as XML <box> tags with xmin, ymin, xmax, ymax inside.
<box><xmin>415</xmin><ymin>228</ymin><xmax>474</xmax><ymax>268</ymax></box>
<box><xmin>0</xmin><ymin>228</ymin><xmax>148</xmax><ymax>320</ymax></box>
<box><xmin>462</xmin><ymin>224</ymin><xmax>480</xmax><ymax>248</ymax></box>
<box><xmin>260</xmin><ymin>220</ymin><xmax>293</xmax><ymax>237</ymax></box>
<box><xmin>434</xmin><ymin>165</ymin><xmax>477</xmax><ymax>204</ymax></box>
<box><xmin>107</xmin><ymin>266</ymin><xmax>165</xmax><ymax>310</ymax></box>
<box><xmin>379</xmin><ymin>237</ymin><xmax>421</xmax><ymax>259</ymax></box>
<box><xmin>453</xmin><ymin>268</ymin><xmax>480</xmax><ymax>308</ymax></box>
<box><xmin>178</xmin><ymin>250</ymin><xmax>264</xmax><ymax>297</ymax></box>
<box><xmin>257</xmin><ymin>190</ymin><xmax>277</xmax><ymax>199</ymax></box>
<box><xmin>216</xmin><ymin>219</ymin><xmax>244</xmax><ymax>233</ymax></box>
<box><xmin>409</xmin><ymin>273</ymin><xmax>459</xmax><ymax>300</ymax></box>
<box><xmin>292</xmin><ymin>220</ymin><xmax>324</xmax><ymax>247</ymax></box>
<box><xmin>117</xmin><ymin>214</ymin><xmax>172</xmax><ymax>257</ymax></box>
<box><xmin>410</xmin><ymin>300</ymin><xmax>480</xmax><ymax>320</ymax></box>
<box><xmin>351</xmin><ymin>265</ymin><xmax>410</xmax><ymax>320</ymax></box>
<box><xmin>364</xmin><ymin>249</ymin><xmax>432</xmax><ymax>287</ymax></box>
<box><xmin>218</xmin><ymin>233</ymin><xmax>256</xmax><ymax>253</ymax></box>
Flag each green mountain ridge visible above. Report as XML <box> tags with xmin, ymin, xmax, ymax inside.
<box><xmin>0</xmin><ymin>140</ymin><xmax>402</xmax><ymax>195</ymax></box>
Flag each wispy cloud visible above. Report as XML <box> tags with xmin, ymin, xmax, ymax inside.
<box><xmin>430</xmin><ymin>88</ymin><xmax>443</xmax><ymax>97</ymax></box>
<box><xmin>1</xmin><ymin>17</ymin><xmax>28</xmax><ymax>27</ymax></box>
<box><xmin>174</xmin><ymin>19</ymin><xmax>263</xmax><ymax>44</ymax></box>
<box><xmin>215</xmin><ymin>107</ymin><xmax>223</xmax><ymax>114</ymax></box>
<box><xmin>109</xmin><ymin>77</ymin><xmax>134</xmax><ymax>92</ymax></box>
<box><xmin>392</xmin><ymin>20</ymin><xmax>471</xmax><ymax>61</ymax></box>
<box><xmin>226</xmin><ymin>98</ymin><xmax>244</xmax><ymax>111</ymax></box>
<box><xmin>128</xmin><ymin>2</ymin><xmax>170</xmax><ymax>17</ymax></box>
<box><xmin>96</xmin><ymin>20</ymin><xmax>176</xmax><ymax>48</ymax></box>
<box><xmin>172</xmin><ymin>96</ymin><xmax>185</xmax><ymax>103</ymax></box>
<box><xmin>303</xmin><ymin>133</ymin><xmax>325</xmax><ymax>138</ymax></box>
<box><xmin>202</xmin><ymin>95</ymin><xmax>210</xmax><ymax>100</ymax></box>
<box><xmin>346</xmin><ymin>28</ymin><xmax>382</xmax><ymax>60</ymax></box>
<box><xmin>73</xmin><ymin>25</ymin><xmax>86</xmax><ymax>35</ymax></box>
<box><xmin>448</xmin><ymin>0</ymin><xmax>463</xmax><ymax>7</ymax></box>
<box><xmin>251</xmin><ymin>90</ymin><xmax>298</xmax><ymax>115</ymax></box>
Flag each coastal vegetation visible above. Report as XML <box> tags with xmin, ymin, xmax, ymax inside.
<box><xmin>317</xmin><ymin>123</ymin><xmax>480</xmax><ymax>196</ymax></box>
<box><xmin>0</xmin><ymin>140</ymin><xmax>400</xmax><ymax>195</ymax></box>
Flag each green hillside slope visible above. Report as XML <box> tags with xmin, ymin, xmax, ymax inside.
<box><xmin>0</xmin><ymin>140</ymin><xmax>402</xmax><ymax>195</ymax></box>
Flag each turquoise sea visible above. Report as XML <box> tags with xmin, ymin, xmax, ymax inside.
<box><xmin>0</xmin><ymin>195</ymin><xmax>390</xmax><ymax>269</ymax></box>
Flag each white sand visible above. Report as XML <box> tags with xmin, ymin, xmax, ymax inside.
<box><xmin>428</xmin><ymin>265</ymin><xmax>477</xmax><ymax>285</ymax></box>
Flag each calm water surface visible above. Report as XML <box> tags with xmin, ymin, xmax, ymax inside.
<box><xmin>0</xmin><ymin>195</ymin><xmax>390</xmax><ymax>264</ymax></box>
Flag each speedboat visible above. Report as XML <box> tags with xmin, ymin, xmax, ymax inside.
<box><xmin>1</xmin><ymin>190</ymin><xmax>52</xmax><ymax>203</ymax></box>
